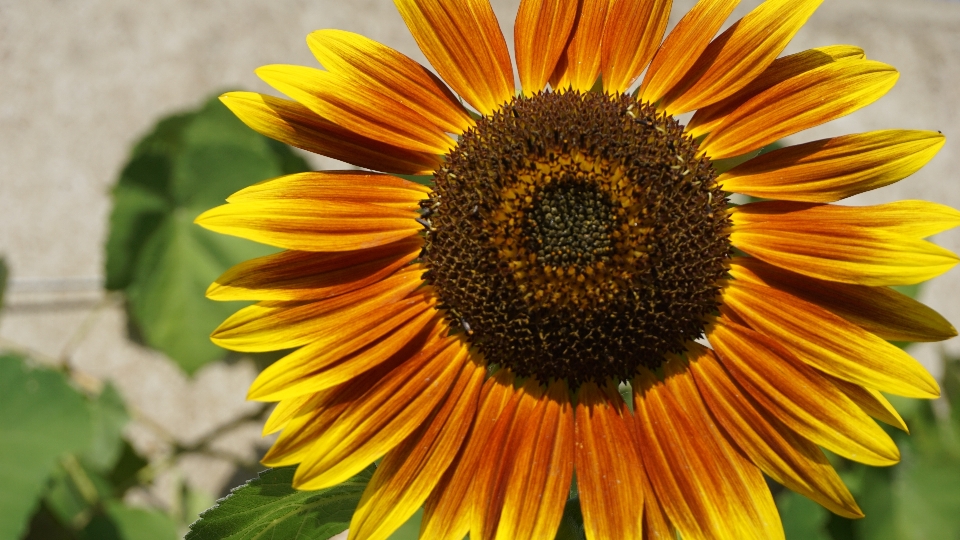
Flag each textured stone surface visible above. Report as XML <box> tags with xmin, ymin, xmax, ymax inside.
<box><xmin>1</xmin><ymin>0</ymin><xmax>958</xmax><ymax>518</ymax></box>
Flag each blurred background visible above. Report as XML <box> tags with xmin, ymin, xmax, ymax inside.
<box><xmin>1</xmin><ymin>0</ymin><xmax>960</xmax><ymax>538</ymax></box>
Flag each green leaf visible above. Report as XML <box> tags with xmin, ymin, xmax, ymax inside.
<box><xmin>81</xmin><ymin>383</ymin><xmax>130</xmax><ymax>473</ymax></box>
<box><xmin>104</xmin><ymin>95</ymin><xmax>309</xmax><ymax>373</ymax></box>
<box><xmin>79</xmin><ymin>501</ymin><xmax>179</xmax><ymax>540</ymax></box>
<box><xmin>0</xmin><ymin>355</ymin><xmax>93</xmax><ymax>540</ymax></box>
<box><xmin>554</xmin><ymin>498</ymin><xmax>586</xmax><ymax>540</ymax></box>
<box><xmin>0</xmin><ymin>256</ymin><xmax>9</xmax><ymax>311</ymax></box>
<box><xmin>186</xmin><ymin>465</ymin><xmax>373</xmax><ymax>540</ymax></box>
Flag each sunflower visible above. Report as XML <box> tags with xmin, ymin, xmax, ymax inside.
<box><xmin>196</xmin><ymin>0</ymin><xmax>960</xmax><ymax>538</ymax></box>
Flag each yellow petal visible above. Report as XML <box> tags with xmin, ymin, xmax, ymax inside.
<box><xmin>292</xmin><ymin>338</ymin><xmax>468</xmax><ymax>490</ymax></box>
<box><xmin>721</xmin><ymin>279</ymin><xmax>940</xmax><ymax>398</ymax></box>
<box><xmin>688</xmin><ymin>344</ymin><xmax>863</xmax><ymax>518</ymax></box>
<box><xmin>492</xmin><ymin>380</ymin><xmax>575</xmax><ymax>540</ymax></box>
<box><xmin>663</xmin><ymin>0</ymin><xmax>824</xmax><ymax>114</ymax></box>
<box><xmin>515</xmin><ymin>0</ymin><xmax>578</xmax><ymax>94</ymax></box>
<box><xmin>732</xmin><ymin>200</ymin><xmax>960</xmax><ymax>239</ymax></box>
<box><xmin>257</xmin><ymin>64</ymin><xmax>454</xmax><ymax>155</ymax></box>
<box><xmin>575</xmin><ymin>383</ymin><xmax>644</xmax><ymax>540</ymax></box>
<box><xmin>639</xmin><ymin>0</ymin><xmax>740</xmax><ymax>105</ymax></box>
<box><xmin>708</xmin><ymin>319</ymin><xmax>900</xmax><ymax>466</ymax></box>
<box><xmin>226</xmin><ymin>171</ymin><xmax>432</xmax><ymax>208</ymax></box>
<box><xmin>601</xmin><ymin>0</ymin><xmax>672</xmax><ymax>94</ymax></box>
<box><xmin>719</xmin><ymin>130</ymin><xmax>946</xmax><ymax>202</ymax></box>
<box><xmin>551</xmin><ymin>0</ymin><xmax>611</xmax><ymax>92</ymax></box>
<box><xmin>687</xmin><ymin>45</ymin><xmax>864</xmax><ymax>138</ymax></box>
<box><xmin>307</xmin><ymin>29</ymin><xmax>474</xmax><ymax>135</ymax></box>
<box><xmin>827</xmin><ymin>375</ymin><xmax>909</xmax><ymax>433</ymax></box>
<box><xmin>421</xmin><ymin>371</ymin><xmax>519</xmax><ymax>540</ymax></box>
<box><xmin>394</xmin><ymin>0</ymin><xmax>514</xmax><ymax>115</ymax></box>
<box><xmin>211</xmin><ymin>267</ymin><xmax>425</xmax><ymax>352</ymax></box>
<box><xmin>219</xmin><ymin>92</ymin><xmax>440</xmax><ymax>175</ymax></box>
<box><xmin>347</xmin><ymin>359</ymin><xmax>486</xmax><ymax>540</ymax></box>
<box><xmin>729</xmin><ymin>218</ymin><xmax>959</xmax><ymax>287</ymax></box>
<box><xmin>700</xmin><ymin>60</ymin><xmax>899</xmax><ymax>160</ymax></box>
<box><xmin>208</xmin><ymin>238</ymin><xmax>423</xmax><ymax>302</ymax></box>
<box><xmin>730</xmin><ymin>257</ymin><xmax>956</xmax><ymax>343</ymax></box>
<box><xmin>633</xmin><ymin>363</ymin><xmax>784</xmax><ymax>540</ymax></box>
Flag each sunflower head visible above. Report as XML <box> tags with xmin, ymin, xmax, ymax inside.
<box><xmin>424</xmin><ymin>89</ymin><xmax>730</xmax><ymax>384</ymax></box>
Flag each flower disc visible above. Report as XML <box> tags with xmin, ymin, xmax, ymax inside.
<box><xmin>423</xmin><ymin>91</ymin><xmax>731</xmax><ymax>384</ymax></box>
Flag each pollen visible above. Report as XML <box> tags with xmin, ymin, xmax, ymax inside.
<box><xmin>422</xmin><ymin>90</ymin><xmax>730</xmax><ymax>385</ymax></box>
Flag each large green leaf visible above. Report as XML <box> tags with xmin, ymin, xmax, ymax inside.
<box><xmin>104</xmin><ymin>96</ymin><xmax>309</xmax><ymax>373</ymax></box>
<box><xmin>0</xmin><ymin>355</ymin><xmax>93</xmax><ymax>540</ymax></box>
<box><xmin>78</xmin><ymin>502</ymin><xmax>179</xmax><ymax>540</ymax></box>
<box><xmin>186</xmin><ymin>466</ymin><xmax>373</xmax><ymax>540</ymax></box>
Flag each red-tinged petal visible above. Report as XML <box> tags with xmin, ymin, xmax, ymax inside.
<box><xmin>700</xmin><ymin>60</ymin><xmax>899</xmax><ymax>160</ymax></box>
<box><xmin>551</xmin><ymin>0</ymin><xmax>610</xmax><ymax>92</ymax></box>
<box><xmin>515</xmin><ymin>0</ymin><xmax>578</xmax><ymax>94</ymax></box>
<box><xmin>575</xmin><ymin>382</ymin><xmax>644</xmax><ymax>540</ymax></box>
<box><xmin>293</xmin><ymin>338</ymin><xmax>468</xmax><ymax>490</ymax></box>
<box><xmin>639</xmin><ymin>0</ymin><xmax>740</xmax><ymax>105</ymax></box>
<box><xmin>247</xmin><ymin>303</ymin><xmax>441</xmax><ymax>401</ymax></box>
<box><xmin>732</xmin><ymin>200</ymin><xmax>960</xmax><ymax>239</ymax></box>
<box><xmin>729</xmin><ymin>218</ymin><xmax>959</xmax><ymax>287</ymax></box>
<box><xmin>308</xmin><ymin>29</ymin><xmax>474</xmax><ymax>135</ymax></box>
<box><xmin>207</xmin><ymin>238</ymin><xmax>423</xmax><ymax>302</ymax></box>
<box><xmin>492</xmin><ymin>380</ymin><xmax>575</xmax><ymax>540</ymax></box>
<box><xmin>722</xmin><ymin>280</ymin><xmax>940</xmax><ymax>398</ymax></box>
<box><xmin>633</xmin><ymin>363</ymin><xmax>784</xmax><ymax>540</ymax></box>
<box><xmin>730</xmin><ymin>257</ymin><xmax>956</xmax><ymax>343</ymax></box>
<box><xmin>708</xmin><ymin>319</ymin><xmax>900</xmax><ymax>466</ymax></box>
<box><xmin>211</xmin><ymin>267</ymin><xmax>426</xmax><ymax>352</ymax></box>
<box><xmin>689</xmin><ymin>344</ymin><xmax>863</xmax><ymax>518</ymax></box>
<box><xmin>195</xmin><ymin>198</ymin><xmax>422</xmax><ymax>252</ymax></box>
<box><xmin>601</xmin><ymin>0</ymin><xmax>672</xmax><ymax>94</ymax></box>
<box><xmin>257</xmin><ymin>64</ymin><xmax>454</xmax><ymax>155</ymax></box>
<box><xmin>421</xmin><ymin>371</ymin><xmax>519</xmax><ymax>540</ymax></box>
<box><xmin>347</xmin><ymin>359</ymin><xmax>486</xmax><ymax>540</ymax></box>
<box><xmin>718</xmin><ymin>130</ymin><xmax>946</xmax><ymax>202</ymax></box>
<box><xmin>688</xmin><ymin>45</ymin><xmax>864</xmax><ymax>138</ymax></box>
<box><xmin>394</xmin><ymin>0</ymin><xmax>514</xmax><ymax>115</ymax></box>
<box><xmin>219</xmin><ymin>92</ymin><xmax>440</xmax><ymax>175</ymax></box>
<box><xmin>226</xmin><ymin>171</ymin><xmax>431</xmax><ymax>208</ymax></box>
<box><xmin>662</xmin><ymin>0</ymin><xmax>824</xmax><ymax>114</ymax></box>
<box><xmin>827</xmin><ymin>375</ymin><xmax>909</xmax><ymax>433</ymax></box>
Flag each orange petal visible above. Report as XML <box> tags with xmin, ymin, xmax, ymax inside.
<box><xmin>688</xmin><ymin>344</ymin><xmax>862</xmax><ymax>518</ymax></box>
<box><xmin>708</xmin><ymin>319</ymin><xmax>900</xmax><ymax>466</ymax></box>
<box><xmin>687</xmin><ymin>45</ymin><xmax>864</xmax><ymax>138</ymax></box>
<box><xmin>491</xmin><ymin>380</ymin><xmax>575</xmax><ymax>540</ymax></box>
<box><xmin>720</xmin><ymin>279</ymin><xmax>940</xmax><ymax>398</ymax></box>
<box><xmin>732</xmin><ymin>200</ymin><xmax>960</xmax><ymax>239</ymax></box>
<box><xmin>575</xmin><ymin>382</ymin><xmax>644</xmax><ymax>540</ymax></box>
<box><xmin>663</xmin><ymin>0</ymin><xmax>824</xmax><ymax>114</ymax></box>
<box><xmin>421</xmin><ymin>371</ymin><xmax>519</xmax><ymax>540</ymax></box>
<box><xmin>211</xmin><ymin>267</ymin><xmax>425</xmax><ymax>352</ymax></box>
<box><xmin>730</xmin><ymin>257</ymin><xmax>956</xmax><ymax>343</ymax></box>
<box><xmin>394</xmin><ymin>0</ymin><xmax>514</xmax><ymax>115</ymax></box>
<box><xmin>826</xmin><ymin>375</ymin><xmax>909</xmax><ymax>433</ymax></box>
<box><xmin>601</xmin><ymin>0</ymin><xmax>672</xmax><ymax>94</ymax></box>
<box><xmin>641</xmin><ymin>483</ymin><xmax>674</xmax><ymax>540</ymax></box>
<box><xmin>247</xmin><ymin>302</ymin><xmax>441</xmax><ymax>401</ymax></box>
<box><xmin>257</xmin><ymin>64</ymin><xmax>454</xmax><ymax>155</ymax></box>
<box><xmin>633</xmin><ymin>363</ymin><xmax>784</xmax><ymax>540</ymax></box>
<box><xmin>719</xmin><ymin>130</ymin><xmax>946</xmax><ymax>202</ymax></box>
<box><xmin>639</xmin><ymin>0</ymin><xmax>740</xmax><ymax>105</ymax></box>
<box><xmin>207</xmin><ymin>238</ymin><xmax>423</xmax><ymax>302</ymax></box>
<box><xmin>729</xmin><ymin>216</ymin><xmax>959</xmax><ymax>287</ymax></box>
<box><xmin>195</xmin><ymin>199</ymin><xmax>421</xmax><ymax>252</ymax></box>
<box><xmin>551</xmin><ymin>0</ymin><xmax>610</xmax><ymax>92</ymax></box>
<box><xmin>515</xmin><ymin>0</ymin><xmax>578</xmax><ymax>94</ymax></box>
<box><xmin>347</xmin><ymin>358</ymin><xmax>486</xmax><ymax>540</ymax></box>
<box><xmin>226</xmin><ymin>171</ymin><xmax>431</xmax><ymax>208</ymax></box>
<box><xmin>219</xmin><ymin>92</ymin><xmax>440</xmax><ymax>174</ymax></box>
<box><xmin>307</xmin><ymin>29</ymin><xmax>474</xmax><ymax>135</ymax></box>
<box><xmin>700</xmin><ymin>60</ymin><xmax>899</xmax><ymax>160</ymax></box>
<box><xmin>292</xmin><ymin>337</ymin><xmax>468</xmax><ymax>490</ymax></box>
